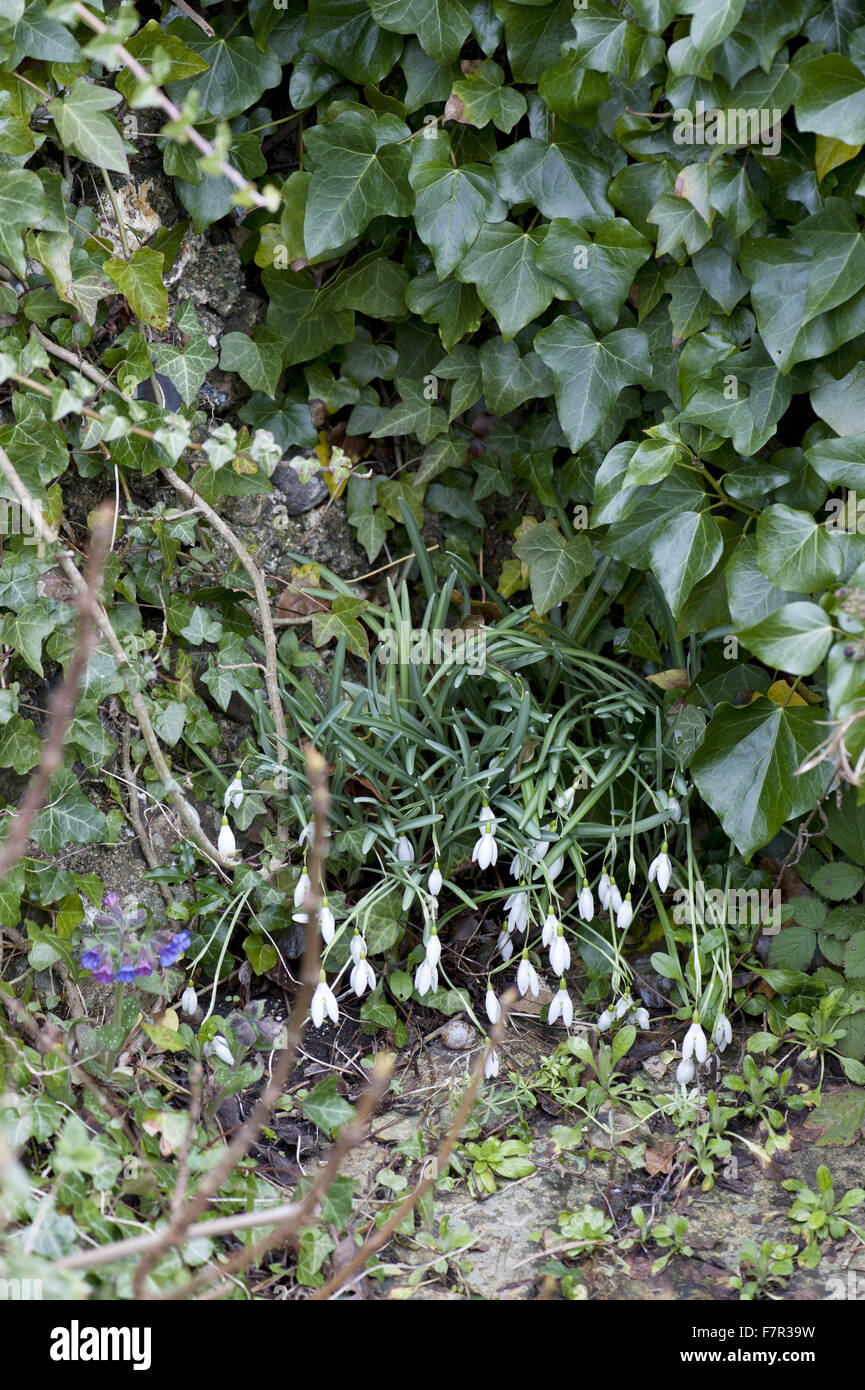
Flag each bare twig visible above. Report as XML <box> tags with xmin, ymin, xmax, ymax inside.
<box><xmin>311</xmin><ymin>990</ymin><xmax>517</xmax><ymax>1300</ymax></box>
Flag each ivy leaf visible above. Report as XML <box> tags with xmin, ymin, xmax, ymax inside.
<box><xmin>409</xmin><ymin>131</ymin><xmax>506</xmax><ymax>277</ymax></box>
<box><xmin>47</xmin><ymin>80</ymin><xmax>128</xmax><ymax>175</ymax></box>
<box><xmin>302</xmin><ymin>0</ymin><xmax>402</xmax><ymax>84</ymax></box>
<box><xmin>691</xmin><ymin>702</ymin><xmax>832</xmax><ymax>861</ymax></box>
<box><xmin>219</xmin><ymin>328</ymin><xmax>284</xmax><ymax>397</ymax></box>
<box><xmin>513</xmin><ymin>521</ymin><xmax>593</xmax><ymax>614</ymax></box>
<box><xmin>496</xmin><ymin>0</ymin><xmax>575</xmax><ymax>82</ymax></box>
<box><xmin>796</xmin><ymin>55</ymin><xmax>865</xmax><ymax>146</ymax></box>
<box><xmin>2</xmin><ymin>601</ymin><xmax>53</xmax><ymax>675</ymax></box>
<box><xmin>263</xmin><ymin>269</ymin><xmax>355</xmax><ymax>367</ymax></box>
<box><xmin>448</xmin><ymin>58</ymin><xmax>527</xmax><ymax>132</ymax></box>
<box><xmin>479</xmin><ymin>338</ymin><xmax>553</xmax><ymax>414</ymax></box>
<box><xmin>680</xmin><ymin>0</ymin><xmax>746</xmax><ymax>57</ymax></box>
<box><xmin>406</xmin><ymin>272</ymin><xmax>484</xmax><ymax>353</ymax></box>
<box><xmin>32</xmin><ymin>770</ymin><xmax>107</xmax><ymax>853</ymax></box>
<box><xmin>455</xmin><ymin>222</ymin><xmax>559</xmax><ymax>341</ymax></box>
<box><xmin>646</xmin><ymin>195</ymin><xmax>712</xmax><ymax>258</ymax></box>
<box><xmin>303</xmin><ymin>111</ymin><xmax>413</xmax><ymax>261</ymax></box>
<box><xmin>0</xmin><ymin>169</ymin><xmax>47</xmax><ymax>279</ymax></box>
<box><xmin>165</xmin><ymin>19</ymin><xmax>282</xmax><ymax>121</ymax></box>
<box><xmin>492</xmin><ymin>134</ymin><xmax>613</xmax><ymax>228</ymax></box>
<box><xmin>153</xmin><ymin>334</ymin><xmax>217</xmax><ymax>406</ymax></box>
<box><xmin>299</xmin><ymin>1075</ymin><xmax>356</xmax><ymax>1137</ymax></box>
<box><xmin>352</xmin><ymin>506</ymin><xmax>393</xmax><ymax>561</ymax></box>
<box><xmin>0</xmin><ymin>714</ymin><xmax>41</xmax><ymax>774</ymax></box>
<box><xmin>534</xmin><ymin>317</ymin><xmax>652</xmax><ymax>449</ymax></box>
<box><xmin>371</xmin><ymin>378</ymin><xmax>447</xmax><ymax>444</ymax></box>
<box><xmin>103</xmin><ymin>249</ymin><xmax>168</xmax><ymax>330</ymax></box>
<box><xmin>534</xmin><ymin>217</ymin><xmax>652</xmax><ymax>332</ymax></box>
<box><xmin>756</xmin><ymin>504</ymin><xmax>843</xmax><ymax>592</ymax></box>
<box><xmin>116</xmin><ymin>20</ymin><xmax>209</xmax><ymax>104</ymax></box>
<box><xmin>369</xmin><ymin>0</ymin><xmax>472</xmax><ymax>62</ymax></box>
<box><xmin>738</xmin><ymin>602</ymin><xmax>834</xmax><ymax>676</ymax></box>
<box><xmin>648</xmin><ymin>511</ymin><xmax>724</xmax><ymax>617</ymax></box>
<box><xmin>11</xmin><ymin>1</ymin><xmax>81</xmax><ymax>63</ymax></box>
<box><xmin>311</xmin><ymin>596</ymin><xmax>369</xmax><ymax>658</ymax></box>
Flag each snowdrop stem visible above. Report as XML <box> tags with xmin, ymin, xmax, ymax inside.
<box><xmin>684</xmin><ymin>815</ymin><xmax>701</xmax><ymax>1001</ymax></box>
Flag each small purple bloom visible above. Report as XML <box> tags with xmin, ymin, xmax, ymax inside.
<box><xmin>102</xmin><ymin>892</ymin><xmax>121</xmax><ymax>910</ymax></box>
<box><xmin>115</xmin><ymin>961</ymin><xmax>136</xmax><ymax>983</ymax></box>
<box><xmin>80</xmin><ymin>949</ymin><xmax>101</xmax><ymax>971</ymax></box>
<box><xmin>93</xmin><ymin>962</ymin><xmax>114</xmax><ymax>983</ymax></box>
<box><xmin>134</xmin><ymin>952</ymin><xmax>153</xmax><ymax>977</ymax></box>
<box><xmin>172</xmin><ymin>930</ymin><xmax>191</xmax><ymax>952</ymax></box>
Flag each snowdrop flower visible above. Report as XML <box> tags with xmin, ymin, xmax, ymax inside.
<box><xmin>293</xmin><ymin>872</ymin><xmax>311</xmax><ymax>908</ymax></box>
<box><xmin>428</xmin><ymin>863</ymin><xmax>443</xmax><ymax>897</ymax></box>
<box><xmin>210</xmin><ymin>1035</ymin><xmax>234</xmax><ymax>1066</ymax></box>
<box><xmin>667</xmin><ymin>797</ymin><xmax>682</xmax><ymax>823</ymax></box>
<box><xmin>396</xmin><ymin>835</ymin><xmax>414</xmax><ymax>863</ymax></box>
<box><xmin>504</xmin><ymin>891</ymin><xmax>529</xmax><ymax>934</ymax></box>
<box><xmin>615</xmin><ymin>993</ymin><xmax>633</xmax><ymax>1021</ymax></box>
<box><xmin>471</xmin><ymin>805</ymin><xmax>498</xmax><ymax>870</ymax></box>
<box><xmin>424</xmin><ymin>929</ymin><xmax>441</xmax><ymax>971</ymax></box>
<box><xmin>682</xmin><ymin>1017</ymin><xmax>708</xmax><ymax>1064</ymax></box>
<box><xmin>616</xmin><ymin>893</ymin><xmax>633</xmax><ymax>931</ymax></box>
<box><xmin>497</xmin><ymin>930</ymin><xmax>514</xmax><ymax>962</ymax></box>
<box><xmin>181</xmin><ymin>985</ymin><xmax>198</xmax><ymax>1017</ymax></box>
<box><xmin>516</xmin><ymin>952</ymin><xmax>540</xmax><ymax>998</ymax></box>
<box><xmin>224</xmin><ymin>772</ymin><xmax>244</xmax><ymax>811</ymax></box>
<box><xmin>350</xmin><ymin>945</ymin><xmax>375</xmax><ymax>997</ymax></box>
<box><xmin>414</xmin><ymin>957</ymin><xmax>438</xmax><ymax>996</ymax></box>
<box><xmin>578</xmin><ymin>880</ymin><xmax>594</xmax><ymax>922</ymax></box>
<box><xmin>597</xmin><ymin>1006</ymin><xmax>614</xmax><ymax>1032</ymax></box>
<box><xmin>608</xmin><ymin>879</ymin><xmax>623</xmax><ymax>914</ymax></box>
<box><xmin>555</xmin><ymin>782</ymin><xmax>577</xmax><ymax>814</ymax></box>
<box><xmin>549</xmin><ymin>926</ymin><xmax>570</xmax><ymax>976</ymax></box>
<box><xmin>598</xmin><ymin>871</ymin><xmax>611</xmax><ymax>909</ymax></box>
<box><xmin>311</xmin><ymin>972</ymin><xmax>339</xmax><ymax>1027</ymax></box>
<box><xmin>217</xmin><ymin>816</ymin><xmax>236</xmax><ymax>857</ymax></box>
<box><xmin>542</xmin><ymin>912</ymin><xmax>558</xmax><ymax>948</ymax></box>
<box><xmin>648</xmin><ymin>842</ymin><xmax>672</xmax><ymax>893</ymax></box>
<box><xmin>634</xmin><ymin>1006</ymin><xmax>650</xmax><ymax>1030</ymax></box>
<box><xmin>484</xmin><ymin>1048</ymin><xmax>500</xmax><ymax>1079</ymax></box>
<box><xmin>485</xmin><ymin>984</ymin><xmax>501</xmax><ymax>1024</ymax></box>
<box><xmin>713</xmin><ymin>1013</ymin><xmax>732</xmax><ymax>1051</ymax></box>
<box><xmin>350</xmin><ymin>931</ymin><xmax>366</xmax><ymax>966</ymax></box>
<box><xmin>319</xmin><ymin>897</ymin><xmax>335</xmax><ymax>944</ymax></box>
<box><xmin>298</xmin><ymin>820</ymin><xmax>330</xmax><ymax>847</ymax></box>
<box><xmin>509</xmin><ymin>848</ymin><xmax>529</xmax><ymax>880</ymax></box>
<box><xmin>676</xmin><ymin>1056</ymin><xmax>695</xmax><ymax>1087</ymax></box>
<box><xmin>548</xmin><ymin>981</ymin><xmax>573</xmax><ymax>1028</ymax></box>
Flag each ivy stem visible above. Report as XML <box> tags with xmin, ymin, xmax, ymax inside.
<box><xmin>102</xmin><ymin>170</ymin><xmax>131</xmax><ymax>262</ymax></box>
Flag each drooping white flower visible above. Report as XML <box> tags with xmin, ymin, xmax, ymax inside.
<box><xmin>350</xmin><ymin>946</ymin><xmax>375</xmax><ymax>997</ymax></box>
<box><xmin>516</xmin><ymin>952</ymin><xmax>540</xmax><ymax>998</ymax></box>
<box><xmin>509</xmin><ymin>849</ymin><xmax>529</xmax><ymax>880</ymax></box>
<box><xmin>210</xmin><ymin>1035</ymin><xmax>235</xmax><ymax>1065</ymax></box>
<box><xmin>614</xmin><ymin>993</ymin><xmax>633</xmax><ymax>1021</ymax></box>
<box><xmin>542</xmin><ymin>912</ymin><xmax>558</xmax><ymax>948</ymax></box>
<box><xmin>497</xmin><ymin>930</ymin><xmax>514</xmax><ymax>962</ymax></box>
<box><xmin>504</xmin><ymin>891</ymin><xmax>529</xmax><ymax>934</ymax></box>
<box><xmin>555</xmin><ymin>783</ymin><xmax>576</xmax><ymax>814</ymax></box>
<box><xmin>548</xmin><ymin>982</ymin><xmax>573</xmax><ymax>1028</ymax></box>
<box><xmin>181</xmin><ymin>985</ymin><xmax>198</xmax><ymax>1017</ymax></box>
<box><xmin>224</xmin><ymin>773</ymin><xmax>244</xmax><ymax>811</ymax></box>
<box><xmin>608</xmin><ymin>879</ymin><xmax>623</xmax><ymax>914</ymax></box>
<box><xmin>298</xmin><ymin>820</ymin><xmax>330</xmax><ymax>847</ymax></box>
<box><xmin>424</xmin><ymin>930</ymin><xmax>441</xmax><ymax>970</ymax></box>
<box><xmin>682</xmin><ymin>1018</ymin><xmax>708</xmax><ymax>1064</ymax></box>
<box><xmin>713</xmin><ymin>1013</ymin><xmax>732</xmax><ymax>1051</ymax></box>
<box><xmin>676</xmin><ymin>1056</ymin><xmax>695</xmax><ymax>1087</ymax></box>
<box><xmin>485</xmin><ymin>985</ymin><xmax>501</xmax><ymax>1024</ymax></box>
<box><xmin>319</xmin><ymin>897</ymin><xmax>336</xmax><ymax>944</ymax></box>
<box><xmin>293</xmin><ymin>871</ymin><xmax>311</xmax><ymax>908</ymax></box>
<box><xmin>648</xmin><ymin>842</ymin><xmax>672</xmax><ymax>893</ymax></box>
<box><xmin>311</xmin><ymin>973</ymin><xmax>339</xmax><ymax>1027</ymax></box>
<box><xmin>548</xmin><ymin>853</ymin><xmax>564</xmax><ymax>881</ymax></box>
<box><xmin>428</xmin><ymin>863</ymin><xmax>443</xmax><ymax>897</ymax></box>
<box><xmin>578</xmin><ymin>880</ymin><xmax>594</xmax><ymax>922</ymax></box>
<box><xmin>598</xmin><ymin>871</ymin><xmax>611</xmax><ymax>910</ymax></box>
<box><xmin>217</xmin><ymin>816</ymin><xmax>236</xmax><ymax>857</ymax></box>
<box><xmin>350</xmin><ymin>932</ymin><xmax>366</xmax><ymax>965</ymax></box>
<box><xmin>484</xmin><ymin>1048</ymin><xmax>500</xmax><ymax>1079</ymax></box>
<box><xmin>549</xmin><ymin>927</ymin><xmax>570</xmax><ymax>977</ymax></box>
<box><xmin>471</xmin><ymin>805</ymin><xmax>498</xmax><ymax>871</ymax></box>
<box><xmin>414</xmin><ymin>957</ymin><xmax>438</xmax><ymax>996</ymax></box>
<box><xmin>616</xmin><ymin>893</ymin><xmax>633</xmax><ymax>931</ymax></box>
<box><xmin>396</xmin><ymin>835</ymin><xmax>414</xmax><ymax>863</ymax></box>
<box><xmin>597</xmin><ymin>1006</ymin><xmax>614</xmax><ymax>1032</ymax></box>
<box><xmin>634</xmin><ymin>1006</ymin><xmax>650</xmax><ymax>1030</ymax></box>
<box><xmin>667</xmin><ymin>797</ymin><xmax>682</xmax><ymax>823</ymax></box>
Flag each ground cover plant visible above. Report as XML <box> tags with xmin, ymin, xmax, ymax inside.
<box><xmin>3</xmin><ymin>0</ymin><xmax>865</xmax><ymax>1307</ymax></box>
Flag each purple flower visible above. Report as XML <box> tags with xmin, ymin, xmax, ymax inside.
<box><xmin>115</xmin><ymin>961</ymin><xmax>136</xmax><ymax>983</ymax></box>
<box><xmin>80</xmin><ymin>949</ymin><xmax>101</xmax><ymax>971</ymax></box>
<box><xmin>102</xmin><ymin>892</ymin><xmax>120</xmax><ymax>910</ymax></box>
<box><xmin>172</xmin><ymin>930</ymin><xmax>191</xmax><ymax>952</ymax></box>
<box><xmin>93</xmin><ymin>962</ymin><xmax>114</xmax><ymax>983</ymax></box>
<box><xmin>134</xmin><ymin>952</ymin><xmax>153</xmax><ymax>977</ymax></box>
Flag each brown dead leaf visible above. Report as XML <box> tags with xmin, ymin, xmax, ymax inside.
<box><xmin>443</xmin><ymin>93</ymin><xmax>467</xmax><ymax>124</ymax></box>
<box><xmin>645</xmin><ymin>1140</ymin><xmax>677</xmax><ymax>1176</ymax></box>
<box><xmin>646</xmin><ymin>668</ymin><xmax>689</xmax><ymax>690</ymax></box>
